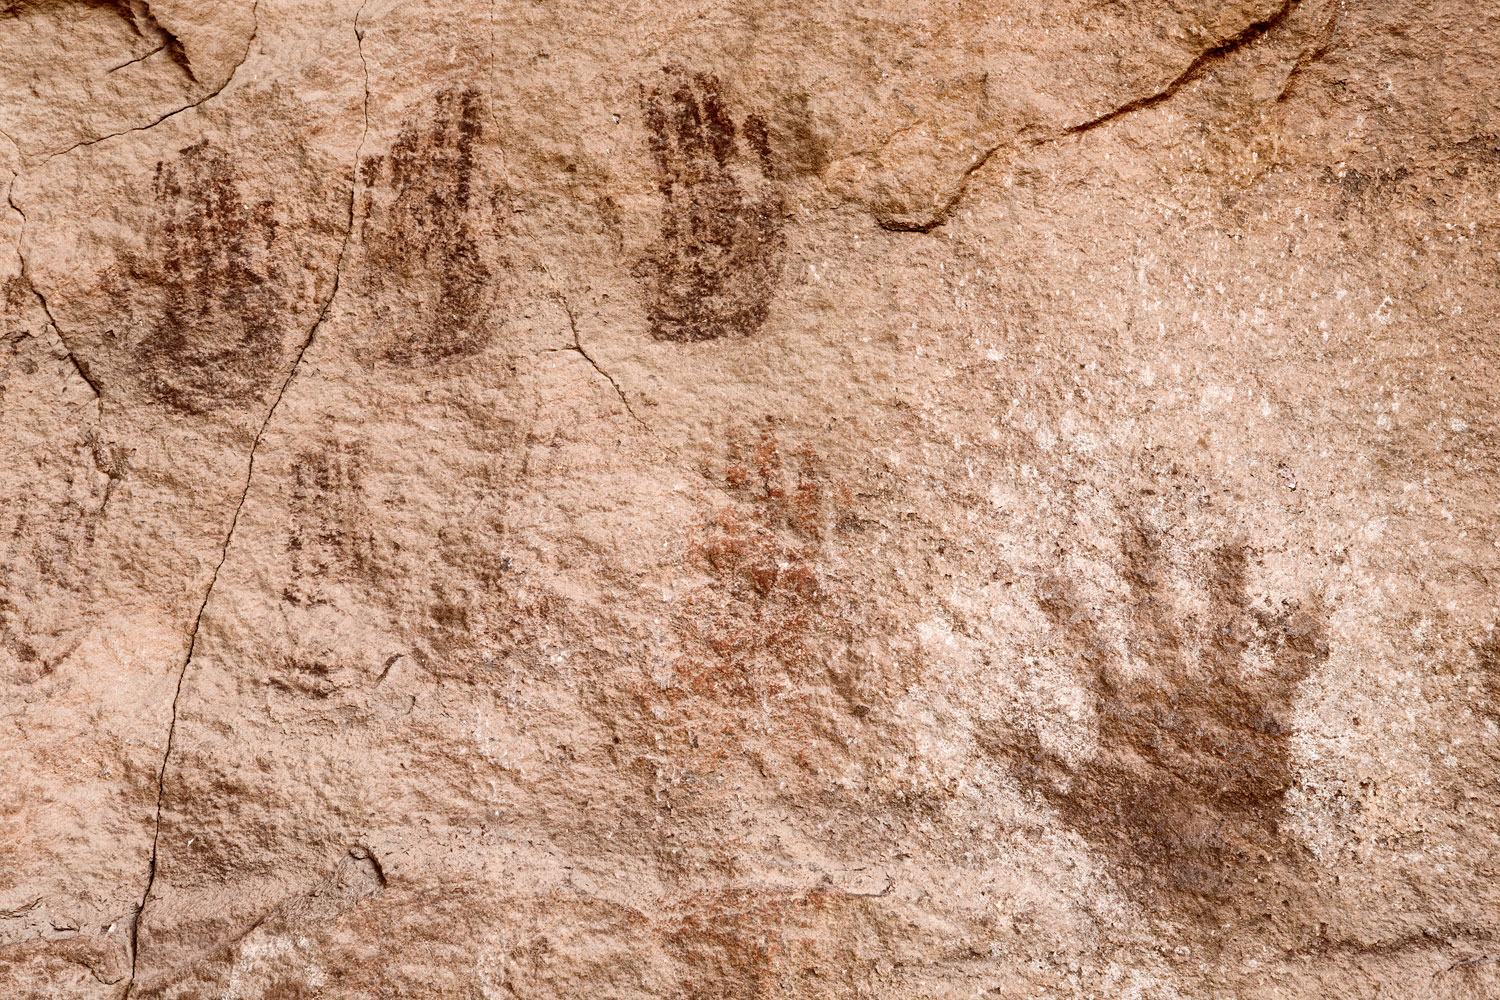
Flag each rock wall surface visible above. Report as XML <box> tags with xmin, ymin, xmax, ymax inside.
<box><xmin>2</xmin><ymin>1</ymin><xmax>1498</xmax><ymax>997</ymax></box>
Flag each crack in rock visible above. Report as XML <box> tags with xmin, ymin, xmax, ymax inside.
<box><xmin>1277</xmin><ymin>0</ymin><xmax>1343</xmax><ymax>102</ymax></box>
<box><xmin>108</xmin><ymin>42</ymin><xmax>167</xmax><ymax>75</ymax></box>
<box><xmin>107</xmin><ymin>0</ymin><xmax>197</xmax><ymax>82</ymax></box>
<box><xmin>36</xmin><ymin>0</ymin><xmax>259</xmax><ymax>165</ymax></box>
<box><xmin>876</xmin><ymin>0</ymin><xmax>1304</xmax><ymax>234</ymax></box>
<box><xmin>7</xmin><ymin>184</ymin><xmax>104</xmax><ymax>412</ymax></box>
<box><xmin>552</xmin><ymin>291</ymin><xmax>647</xmax><ymax>429</ymax></box>
<box><xmin>874</xmin><ymin>143</ymin><xmax>1006</xmax><ymax>234</ymax></box>
<box><xmin>136</xmin><ymin>845</ymin><xmax>386</xmax><ymax>986</ymax></box>
<box><xmin>121</xmin><ymin>5</ymin><xmax>372</xmax><ymax>994</ymax></box>
<box><xmin>1063</xmin><ymin>0</ymin><xmax>1301</xmax><ymax>135</ymax></box>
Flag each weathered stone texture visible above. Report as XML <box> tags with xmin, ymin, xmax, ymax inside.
<box><xmin>3</xmin><ymin>1</ymin><xmax>1499</xmax><ymax>997</ymax></box>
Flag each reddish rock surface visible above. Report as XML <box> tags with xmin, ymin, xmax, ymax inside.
<box><xmin>3</xmin><ymin>1</ymin><xmax>1498</xmax><ymax>996</ymax></box>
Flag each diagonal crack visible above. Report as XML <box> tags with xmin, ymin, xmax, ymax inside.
<box><xmin>549</xmin><ymin>290</ymin><xmax>647</xmax><ymax>430</ymax></box>
<box><xmin>108</xmin><ymin>43</ymin><xmax>167</xmax><ymax>75</ymax></box>
<box><xmin>7</xmin><ymin>183</ymin><xmax>104</xmax><ymax>412</ymax></box>
<box><xmin>1277</xmin><ymin>0</ymin><xmax>1342</xmax><ymax>102</ymax></box>
<box><xmin>121</xmin><ymin>5</ymin><xmax>372</xmax><ymax>995</ymax></box>
<box><xmin>533</xmin><ymin>254</ymin><xmax>648</xmax><ymax>430</ymax></box>
<box><xmin>875</xmin><ymin>0</ymin><xmax>1303</xmax><ymax>235</ymax></box>
<box><xmin>1064</xmin><ymin>0</ymin><xmax>1300</xmax><ymax>135</ymax></box>
<box><xmin>874</xmin><ymin>143</ymin><xmax>1006</xmax><ymax>234</ymax></box>
<box><xmin>126</xmin><ymin>1</ymin><xmax>199</xmax><ymax>83</ymax></box>
<box><xmin>36</xmin><ymin>0</ymin><xmax>259</xmax><ymax>165</ymax></box>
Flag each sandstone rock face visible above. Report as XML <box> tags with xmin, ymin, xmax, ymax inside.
<box><xmin>3</xmin><ymin>1</ymin><xmax>1498</xmax><ymax>997</ymax></box>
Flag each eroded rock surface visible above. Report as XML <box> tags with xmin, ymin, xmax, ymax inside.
<box><xmin>3</xmin><ymin>1</ymin><xmax>1499</xmax><ymax>997</ymax></box>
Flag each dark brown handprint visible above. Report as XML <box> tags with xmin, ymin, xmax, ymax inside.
<box><xmin>637</xmin><ymin>67</ymin><xmax>786</xmax><ymax>343</ymax></box>
<box><xmin>128</xmin><ymin>141</ymin><xmax>289</xmax><ymax>414</ymax></box>
<box><xmin>356</xmin><ymin>87</ymin><xmax>506</xmax><ymax>367</ymax></box>
<box><xmin>1013</xmin><ymin>522</ymin><xmax>1329</xmax><ymax>911</ymax></box>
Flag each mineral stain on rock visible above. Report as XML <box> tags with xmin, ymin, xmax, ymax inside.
<box><xmin>637</xmin><ymin>67</ymin><xmax>786</xmax><ymax>343</ymax></box>
<box><xmin>355</xmin><ymin>87</ymin><xmax>506</xmax><ymax>368</ymax></box>
<box><xmin>1013</xmin><ymin>523</ymin><xmax>1330</xmax><ymax>911</ymax></box>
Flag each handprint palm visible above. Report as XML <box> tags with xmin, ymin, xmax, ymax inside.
<box><xmin>1016</xmin><ymin>523</ymin><xmax>1329</xmax><ymax>909</ymax></box>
